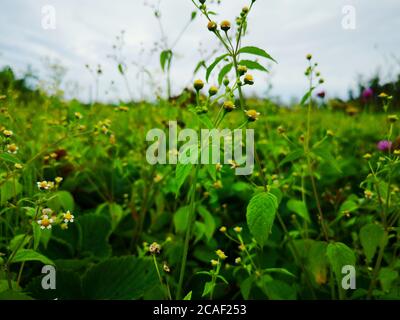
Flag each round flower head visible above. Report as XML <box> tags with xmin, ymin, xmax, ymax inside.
<box><xmin>149</xmin><ymin>242</ymin><xmax>161</xmax><ymax>254</ymax></box>
<box><xmin>306</xmin><ymin>54</ymin><xmax>312</xmax><ymax>60</ymax></box>
<box><xmin>55</xmin><ymin>176</ymin><xmax>63</xmax><ymax>184</ymax></box>
<box><xmin>245</xmin><ymin>109</ymin><xmax>260</xmax><ymax>122</ymax></box>
<box><xmin>37</xmin><ymin>215</ymin><xmax>54</xmax><ymax>230</ymax></box>
<box><xmin>14</xmin><ymin>163</ymin><xmax>23</xmax><ymax>170</ymax></box>
<box><xmin>377</xmin><ymin>140</ymin><xmax>392</xmax><ymax>152</ymax></box>
<box><xmin>361</xmin><ymin>88</ymin><xmax>373</xmax><ymax>102</ymax></box>
<box><xmin>238</xmin><ymin>65</ymin><xmax>248</xmax><ymax>76</ymax></box>
<box><xmin>207</xmin><ymin>21</ymin><xmax>217</xmax><ymax>32</ymax></box>
<box><xmin>63</xmin><ymin>210</ymin><xmax>75</xmax><ymax>223</ymax></box>
<box><xmin>220</xmin><ymin>20</ymin><xmax>231</xmax><ymax>32</ymax></box>
<box><xmin>219</xmin><ymin>226</ymin><xmax>227</xmax><ymax>233</ymax></box>
<box><xmin>243</xmin><ymin>74</ymin><xmax>254</xmax><ymax>85</ymax></box>
<box><xmin>223</xmin><ymin>101</ymin><xmax>235</xmax><ymax>112</ymax></box>
<box><xmin>235</xmin><ymin>257</ymin><xmax>241</xmax><ymax>264</ymax></box>
<box><xmin>7</xmin><ymin>144</ymin><xmax>18</xmax><ymax>154</ymax></box>
<box><xmin>216</xmin><ymin>249</ymin><xmax>228</xmax><ymax>260</ymax></box>
<box><xmin>193</xmin><ymin>79</ymin><xmax>204</xmax><ymax>91</ymax></box>
<box><xmin>242</xmin><ymin>6</ymin><xmax>249</xmax><ymax>14</ymax></box>
<box><xmin>37</xmin><ymin>181</ymin><xmax>50</xmax><ymax>190</ymax></box>
<box><xmin>234</xmin><ymin>226</ymin><xmax>242</xmax><ymax>233</ymax></box>
<box><xmin>3</xmin><ymin>129</ymin><xmax>13</xmax><ymax>137</ymax></box>
<box><xmin>208</xmin><ymin>86</ymin><xmax>218</xmax><ymax>96</ymax></box>
<box><xmin>211</xmin><ymin>259</ymin><xmax>219</xmax><ymax>267</ymax></box>
<box><xmin>163</xmin><ymin>262</ymin><xmax>170</xmax><ymax>273</ymax></box>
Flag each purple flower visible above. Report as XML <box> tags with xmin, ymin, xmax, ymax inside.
<box><xmin>377</xmin><ymin>140</ymin><xmax>392</xmax><ymax>152</ymax></box>
<box><xmin>362</xmin><ymin>88</ymin><xmax>373</xmax><ymax>102</ymax></box>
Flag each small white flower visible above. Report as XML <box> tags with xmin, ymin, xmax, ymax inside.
<box><xmin>63</xmin><ymin>210</ymin><xmax>74</xmax><ymax>223</ymax></box>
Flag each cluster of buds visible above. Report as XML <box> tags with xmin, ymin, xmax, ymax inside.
<box><xmin>193</xmin><ymin>79</ymin><xmax>221</xmax><ymax>114</ymax></box>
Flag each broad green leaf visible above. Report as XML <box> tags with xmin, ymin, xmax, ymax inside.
<box><xmin>0</xmin><ymin>180</ymin><xmax>22</xmax><ymax>204</ymax></box>
<box><xmin>218</xmin><ymin>63</ymin><xmax>233</xmax><ymax>85</ymax></box>
<box><xmin>241</xmin><ymin>276</ymin><xmax>254</xmax><ymax>300</ymax></box>
<box><xmin>198</xmin><ymin>205</ymin><xmax>216</xmax><ymax>241</ymax></box>
<box><xmin>246</xmin><ymin>192</ymin><xmax>278</xmax><ymax>247</ymax></box>
<box><xmin>206</xmin><ymin>53</ymin><xmax>229</xmax><ymax>82</ymax></box>
<box><xmin>10</xmin><ymin>249</ymin><xmax>54</xmax><ymax>265</ymax></box>
<box><xmin>78</xmin><ymin>214</ymin><xmax>111</xmax><ymax>259</ymax></box>
<box><xmin>47</xmin><ymin>191</ymin><xmax>74</xmax><ymax>212</ymax></box>
<box><xmin>287</xmin><ymin>199</ymin><xmax>311</xmax><ymax>223</ymax></box>
<box><xmin>359</xmin><ymin>223</ymin><xmax>385</xmax><ymax>263</ymax></box>
<box><xmin>9</xmin><ymin>234</ymin><xmax>31</xmax><ymax>251</ymax></box>
<box><xmin>378</xmin><ymin>268</ymin><xmax>398</xmax><ymax>292</ymax></box>
<box><xmin>173</xmin><ymin>206</ymin><xmax>190</xmax><ymax>234</ymax></box>
<box><xmin>82</xmin><ymin>256</ymin><xmax>157</xmax><ymax>299</ymax></box>
<box><xmin>326</xmin><ymin>242</ymin><xmax>356</xmax><ymax>289</ymax></box>
<box><xmin>202</xmin><ymin>281</ymin><xmax>215</xmax><ymax>297</ymax></box>
<box><xmin>238</xmin><ymin>59</ymin><xmax>268</xmax><ymax>72</ymax></box>
<box><xmin>175</xmin><ymin>163</ymin><xmax>193</xmax><ymax>196</ymax></box>
<box><xmin>279</xmin><ymin>149</ymin><xmax>304</xmax><ymax>166</ymax></box>
<box><xmin>238</xmin><ymin>46</ymin><xmax>276</xmax><ymax>63</ymax></box>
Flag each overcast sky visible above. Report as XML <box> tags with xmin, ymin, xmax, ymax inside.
<box><xmin>1</xmin><ymin>0</ymin><xmax>400</xmax><ymax>103</ymax></box>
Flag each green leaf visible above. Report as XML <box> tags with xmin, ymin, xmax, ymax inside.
<box><xmin>238</xmin><ymin>46</ymin><xmax>276</xmax><ymax>63</ymax></box>
<box><xmin>160</xmin><ymin>50</ymin><xmax>173</xmax><ymax>72</ymax></box>
<box><xmin>78</xmin><ymin>214</ymin><xmax>112</xmax><ymax>259</ymax></box>
<box><xmin>246</xmin><ymin>192</ymin><xmax>278</xmax><ymax>247</ymax></box>
<box><xmin>202</xmin><ymin>281</ymin><xmax>215</xmax><ymax>297</ymax></box>
<box><xmin>279</xmin><ymin>149</ymin><xmax>304</xmax><ymax>166</ymax></box>
<box><xmin>47</xmin><ymin>191</ymin><xmax>74</xmax><ymax>212</ymax></box>
<box><xmin>175</xmin><ymin>163</ymin><xmax>193</xmax><ymax>196</ymax></box>
<box><xmin>300</xmin><ymin>87</ymin><xmax>315</xmax><ymax>106</ymax></box>
<box><xmin>183</xmin><ymin>291</ymin><xmax>192</xmax><ymax>300</ymax></box>
<box><xmin>173</xmin><ymin>206</ymin><xmax>190</xmax><ymax>234</ymax></box>
<box><xmin>0</xmin><ymin>180</ymin><xmax>22</xmax><ymax>204</ymax></box>
<box><xmin>326</xmin><ymin>242</ymin><xmax>356</xmax><ymax>288</ymax></box>
<box><xmin>218</xmin><ymin>63</ymin><xmax>233</xmax><ymax>85</ymax></box>
<box><xmin>0</xmin><ymin>290</ymin><xmax>33</xmax><ymax>300</ymax></box>
<box><xmin>360</xmin><ymin>223</ymin><xmax>385</xmax><ymax>263</ymax></box>
<box><xmin>9</xmin><ymin>234</ymin><xmax>31</xmax><ymax>251</ymax></box>
<box><xmin>206</xmin><ymin>53</ymin><xmax>229</xmax><ymax>82</ymax></box>
<box><xmin>190</xmin><ymin>11</ymin><xmax>197</xmax><ymax>21</ymax></box>
<box><xmin>238</xmin><ymin>60</ymin><xmax>268</xmax><ymax>72</ymax></box>
<box><xmin>32</xmin><ymin>222</ymin><xmax>41</xmax><ymax>250</ymax></box>
<box><xmin>0</xmin><ymin>153</ymin><xmax>20</xmax><ymax>164</ymax></box>
<box><xmin>82</xmin><ymin>256</ymin><xmax>157</xmax><ymax>299</ymax></box>
<box><xmin>194</xmin><ymin>60</ymin><xmax>206</xmax><ymax>75</ymax></box>
<box><xmin>378</xmin><ymin>268</ymin><xmax>398</xmax><ymax>292</ymax></box>
<box><xmin>241</xmin><ymin>276</ymin><xmax>254</xmax><ymax>300</ymax></box>
<box><xmin>10</xmin><ymin>249</ymin><xmax>54</xmax><ymax>265</ymax></box>
<box><xmin>287</xmin><ymin>199</ymin><xmax>311</xmax><ymax>223</ymax></box>
<box><xmin>197</xmin><ymin>206</ymin><xmax>216</xmax><ymax>241</ymax></box>
<box><xmin>117</xmin><ymin>63</ymin><xmax>124</xmax><ymax>75</ymax></box>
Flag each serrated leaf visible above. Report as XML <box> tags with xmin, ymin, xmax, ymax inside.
<box><xmin>246</xmin><ymin>192</ymin><xmax>278</xmax><ymax>247</ymax></box>
<box><xmin>238</xmin><ymin>46</ymin><xmax>276</xmax><ymax>63</ymax></box>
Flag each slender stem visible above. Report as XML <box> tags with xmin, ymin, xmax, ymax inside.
<box><xmin>176</xmin><ymin>165</ymin><xmax>199</xmax><ymax>299</ymax></box>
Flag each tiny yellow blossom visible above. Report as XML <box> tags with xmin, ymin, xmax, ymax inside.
<box><xmin>234</xmin><ymin>226</ymin><xmax>242</xmax><ymax>233</ymax></box>
<box><xmin>216</xmin><ymin>249</ymin><xmax>228</xmax><ymax>260</ymax></box>
<box><xmin>219</xmin><ymin>226</ymin><xmax>227</xmax><ymax>233</ymax></box>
